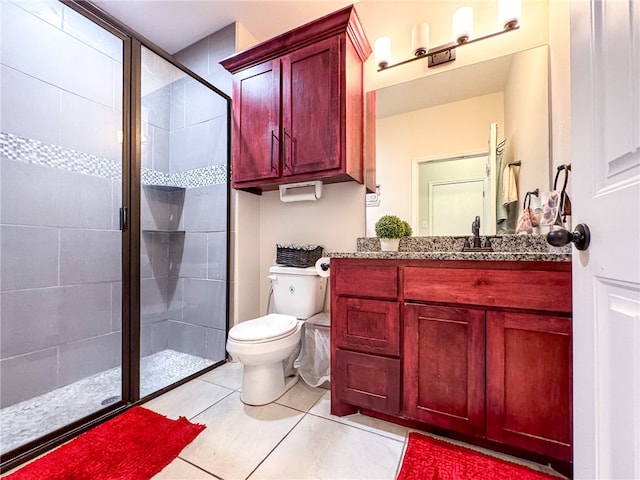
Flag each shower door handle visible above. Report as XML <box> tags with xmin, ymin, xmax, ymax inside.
<box><xmin>119</xmin><ymin>207</ymin><xmax>127</xmax><ymax>231</ymax></box>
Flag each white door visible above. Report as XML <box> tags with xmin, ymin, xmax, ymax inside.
<box><xmin>571</xmin><ymin>1</ymin><xmax>640</xmax><ymax>479</ymax></box>
<box><xmin>429</xmin><ymin>179</ymin><xmax>486</xmax><ymax>236</ymax></box>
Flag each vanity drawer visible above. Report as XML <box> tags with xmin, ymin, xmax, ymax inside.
<box><xmin>334</xmin><ymin>297</ymin><xmax>400</xmax><ymax>356</ymax></box>
<box><xmin>333</xmin><ymin>264</ymin><xmax>398</xmax><ymax>299</ymax></box>
<box><xmin>403</xmin><ymin>267</ymin><xmax>572</xmax><ymax>313</ymax></box>
<box><xmin>334</xmin><ymin>349</ymin><xmax>401</xmax><ymax>414</ymax></box>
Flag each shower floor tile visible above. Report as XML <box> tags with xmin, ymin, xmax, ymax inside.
<box><xmin>0</xmin><ymin>349</ymin><xmax>213</xmax><ymax>455</ymax></box>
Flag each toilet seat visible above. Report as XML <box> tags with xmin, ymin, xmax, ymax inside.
<box><xmin>229</xmin><ymin>314</ymin><xmax>299</xmax><ymax>344</ymax></box>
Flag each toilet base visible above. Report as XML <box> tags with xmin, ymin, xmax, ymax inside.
<box><xmin>240</xmin><ymin>362</ymin><xmax>299</xmax><ymax>406</ymax></box>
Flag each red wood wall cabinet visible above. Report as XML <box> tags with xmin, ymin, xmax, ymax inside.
<box><xmin>330</xmin><ymin>258</ymin><xmax>573</xmax><ymax>464</ymax></box>
<box><xmin>220</xmin><ymin>6</ymin><xmax>373</xmax><ymax>193</ymax></box>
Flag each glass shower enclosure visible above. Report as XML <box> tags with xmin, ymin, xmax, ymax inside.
<box><xmin>138</xmin><ymin>46</ymin><xmax>229</xmax><ymax>396</ymax></box>
<box><xmin>0</xmin><ymin>0</ymin><xmax>229</xmax><ymax>463</ymax></box>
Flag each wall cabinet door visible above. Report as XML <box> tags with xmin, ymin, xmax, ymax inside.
<box><xmin>486</xmin><ymin>311</ymin><xmax>572</xmax><ymax>461</ymax></box>
<box><xmin>222</xmin><ymin>6</ymin><xmax>370</xmax><ymax>192</ymax></box>
<box><xmin>232</xmin><ymin>59</ymin><xmax>281</xmax><ymax>183</ymax></box>
<box><xmin>232</xmin><ymin>39</ymin><xmax>340</xmax><ymax>185</ymax></box>
<box><xmin>403</xmin><ymin>303</ymin><xmax>486</xmax><ymax>436</ymax></box>
<box><xmin>282</xmin><ymin>37</ymin><xmax>340</xmax><ymax>176</ymax></box>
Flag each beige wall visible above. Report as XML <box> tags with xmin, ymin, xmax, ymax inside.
<box><xmin>548</xmin><ymin>0</ymin><xmax>572</xmax><ymax>228</ymax></box>
<box><xmin>369</xmin><ymin>93</ymin><xmax>504</xmax><ymax>236</ymax></box>
<box><xmin>503</xmin><ymin>45</ymin><xmax>550</xmax><ymax>211</ymax></box>
<box><xmin>258</xmin><ymin>183</ymin><xmax>365</xmax><ymax>313</ymax></box>
<box><xmin>359</xmin><ymin>0</ymin><xmax>550</xmax><ymax>92</ymax></box>
<box><xmin>231</xmin><ymin>0</ymin><xmax>571</xmax><ymax>325</ymax></box>
<box><xmin>232</xmin><ymin>183</ymin><xmax>365</xmax><ymax>325</ymax></box>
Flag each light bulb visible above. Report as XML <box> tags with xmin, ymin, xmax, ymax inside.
<box><xmin>374</xmin><ymin>37</ymin><xmax>391</xmax><ymax>68</ymax></box>
<box><xmin>453</xmin><ymin>6</ymin><xmax>473</xmax><ymax>44</ymax></box>
<box><xmin>498</xmin><ymin>0</ymin><xmax>521</xmax><ymax>29</ymax></box>
<box><xmin>411</xmin><ymin>23</ymin><xmax>429</xmax><ymax>57</ymax></box>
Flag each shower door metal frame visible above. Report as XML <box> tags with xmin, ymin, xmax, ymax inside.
<box><xmin>0</xmin><ymin>0</ymin><xmax>231</xmax><ymax>472</ymax></box>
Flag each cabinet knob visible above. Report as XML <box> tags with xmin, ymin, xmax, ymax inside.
<box><xmin>546</xmin><ymin>223</ymin><xmax>591</xmax><ymax>251</ymax></box>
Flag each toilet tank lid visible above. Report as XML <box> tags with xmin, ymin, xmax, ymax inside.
<box><xmin>269</xmin><ymin>265</ymin><xmax>319</xmax><ymax>276</ymax></box>
<box><xmin>229</xmin><ymin>314</ymin><xmax>299</xmax><ymax>342</ymax></box>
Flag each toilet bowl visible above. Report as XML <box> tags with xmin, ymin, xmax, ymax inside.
<box><xmin>227</xmin><ymin>265</ymin><xmax>327</xmax><ymax>406</ymax></box>
<box><xmin>227</xmin><ymin>313</ymin><xmax>302</xmax><ymax>405</ymax></box>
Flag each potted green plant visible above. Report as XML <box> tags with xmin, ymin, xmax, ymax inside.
<box><xmin>375</xmin><ymin>215</ymin><xmax>411</xmax><ymax>251</ymax></box>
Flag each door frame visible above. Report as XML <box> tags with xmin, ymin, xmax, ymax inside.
<box><xmin>412</xmin><ymin>150</ymin><xmax>490</xmax><ymax>236</ymax></box>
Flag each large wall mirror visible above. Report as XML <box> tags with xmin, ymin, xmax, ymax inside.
<box><xmin>366</xmin><ymin>45</ymin><xmax>550</xmax><ymax>237</ymax></box>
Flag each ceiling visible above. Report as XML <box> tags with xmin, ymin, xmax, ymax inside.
<box><xmin>89</xmin><ymin>1</ymin><xmax>477</xmax><ymax>57</ymax></box>
<box><xmin>91</xmin><ymin>1</ymin><xmax>522</xmax><ymax>114</ymax></box>
<box><xmin>92</xmin><ymin>0</ymin><xmax>357</xmax><ymax>54</ymax></box>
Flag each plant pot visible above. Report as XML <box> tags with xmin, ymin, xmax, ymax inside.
<box><xmin>379</xmin><ymin>238</ymin><xmax>400</xmax><ymax>251</ymax></box>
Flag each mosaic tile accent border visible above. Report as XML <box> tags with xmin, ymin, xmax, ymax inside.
<box><xmin>1</xmin><ymin>131</ymin><xmax>228</xmax><ymax>187</ymax></box>
<box><xmin>141</xmin><ymin>164</ymin><xmax>228</xmax><ymax>188</ymax></box>
<box><xmin>1</xmin><ymin>131</ymin><xmax>120</xmax><ymax>179</ymax></box>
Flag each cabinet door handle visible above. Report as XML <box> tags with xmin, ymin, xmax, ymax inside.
<box><xmin>270</xmin><ymin>130</ymin><xmax>279</xmax><ymax>172</ymax></box>
<box><xmin>283</xmin><ymin>128</ymin><xmax>293</xmax><ymax>172</ymax></box>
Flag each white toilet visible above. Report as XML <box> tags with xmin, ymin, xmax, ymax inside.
<box><xmin>226</xmin><ymin>265</ymin><xmax>327</xmax><ymax>406</ymax></box>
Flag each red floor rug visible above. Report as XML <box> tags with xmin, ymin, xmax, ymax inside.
<box><xmin>5</xmin><ymin>406</ymin><xmax>205</xmax><ymax>480</ymax></box>
<box><xmin>397</xmin><ymin>432</ymin><xmax>563</xmax><ymax>480</ymax></box>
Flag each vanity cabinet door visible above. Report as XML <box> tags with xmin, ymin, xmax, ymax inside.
<box><xmin>334</xmin><ymin>297</ymin><xmax>400</xmax><ymax>356</ymax></box>
<box><xmin>403</xmin><ymin>303</ymin><xmax>486</xmax><ymax>436</ymax></box>
<box><xmin>231</xmin><ymin>59</ymin><xmax>281</xmax><ymax>184</ymax></box>
<box><xmin>333</xmin><ymin>264</ymin><xmax>398</xmax><ymax>300</ymax></box>
<box><xmin>486</xmin><ymin>311</ymin><xmax>572</xmax><ymax>461</ymax></box>
<box><xmin>334</xmin><ymin>349</ymin><xmax>401</xmax><ymax>414</ymax></box>
<box><xmin>404</xmin><ymin>267</ymin><xmax>572</xmax><ymax>313</ymax></box>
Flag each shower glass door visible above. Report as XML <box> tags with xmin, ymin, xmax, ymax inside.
<box><xmin>0</xmin><ymin>0</ymin><xmax>125</xmax><ymax>455</ymax></box>
<box><xmin>139</xmin><ymin>46</ymin><xmax>228</xmax><ymax>396</ymax></box>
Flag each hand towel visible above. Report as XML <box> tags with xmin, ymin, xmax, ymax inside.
<box><xmin>502</xmin><ymin>165</ymin><xmax>519</xmax><ymax>206</ymax></box>
<box><xmin>540</xmin><ymin>190</ymin><xmax>560</xmax><ymax>226</ymax></box>
<box><xmin>496</xmin><ymin>149</ymin><xmax>508</xmax><ymax>228</ymax></box>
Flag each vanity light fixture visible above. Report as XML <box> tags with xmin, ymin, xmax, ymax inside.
<box><xmin>375</xmin><ymin>0</ymin><xmax>521</xmax><ymax>71</ymax></box>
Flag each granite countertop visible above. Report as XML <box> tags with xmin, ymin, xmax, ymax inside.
<box><xmin>327</xmin><ymin>235</ymin><xmax>572</xmax><ymax>263</ymax></box>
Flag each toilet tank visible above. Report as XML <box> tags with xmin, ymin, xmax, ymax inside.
<box><xmin>268</xmin><ymin>266</ymin><xmax>327</xmax><ymax>319</ymax></box>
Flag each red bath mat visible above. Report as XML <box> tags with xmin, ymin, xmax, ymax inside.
<box><xmin>5</xmin><ymin>406</ymin><xmax>205</xmax><ymax>480</ymax></box>
<box><xmin>397</xmin><ymin>432</ymin><xmax>563</xmax><ymax>480</ymax></box>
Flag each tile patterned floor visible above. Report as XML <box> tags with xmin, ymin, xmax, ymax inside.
<box><xmin>0</xmin><ymin>350</ymin><xmax>213</xmax><ymax>454</ymax></box>
<box><xmin>144</xmin><ymin>362</ymin><xmax>565</xmax><ymax>480</ymax></box>
<box><xmin>4</xmin><ymin>361</ymin><xmax>566</xmax><ymax>479</ymax></box>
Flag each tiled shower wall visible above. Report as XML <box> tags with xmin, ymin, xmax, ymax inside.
<box><xmin>167</xmin><ymin>25</ymin><xmax>233</xmax><ymax>359</ymax></box>
<box><xmin>0</xmin><ymin>1</ymin><xmax>123</xmax><ymax>408</ymax></box>
<box><xmin>138</xmin><ymin>26</ymin><xmax>233</xmax><ymax>363</ymax></box>
<box><xmin>0</xmin><ymin>1</ymin><xmax>231</xmax><ymax>408</ymax></box>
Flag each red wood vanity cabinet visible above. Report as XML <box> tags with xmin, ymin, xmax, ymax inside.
<box><xmin>220</xmin><ymin>6</ymin><xmax>373</xmax><ymax>193</ymax></box>
<box><xmin>330</xmin><ymin>258</ymin><xmax>573</xmax><ymax>463</ymax></box>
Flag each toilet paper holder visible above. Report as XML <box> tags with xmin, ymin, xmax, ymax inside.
<box><xmin>315</xmin><ymin>257</ymin><xmax>331</xmax><ymax>278</ymax></box>
<box><xmin>279</xmin><ymin>181</ymin><xmax>323</xmax><ymax>202</ymax></box>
